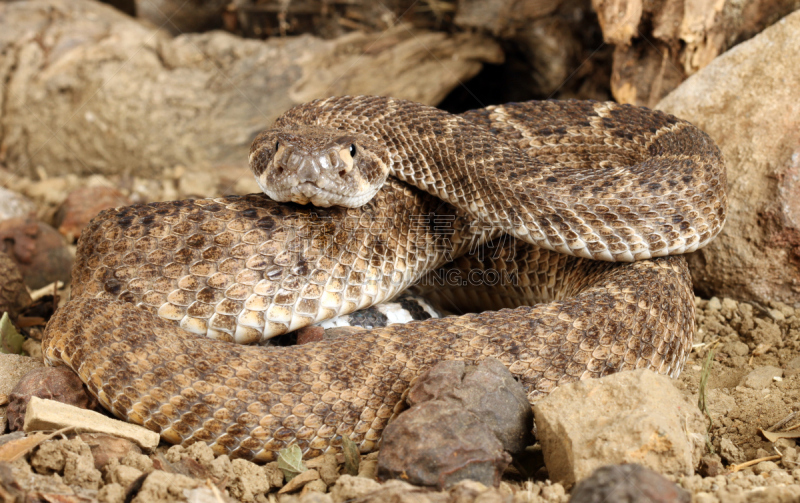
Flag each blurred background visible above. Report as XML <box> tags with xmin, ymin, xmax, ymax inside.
<box><xmin>0</xmin><ymin>0</ymin><xmax>799</xmax><ymax>305</ymax></box>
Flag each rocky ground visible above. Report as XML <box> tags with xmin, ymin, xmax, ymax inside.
<box><xmin>0</xmin><ymin>165</ymin><xmax>799</xmax><ymax>502</ymax></box>
<box><xmin>1</xmin><ymin>1</ymin><xmax>799</xmax><ymax>502</ymax></box>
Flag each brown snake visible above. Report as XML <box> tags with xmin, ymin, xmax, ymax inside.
<box><xmin>41</xmin><ymin>97</ymin><xmax>726</xmax><ymax>461</ymax></box>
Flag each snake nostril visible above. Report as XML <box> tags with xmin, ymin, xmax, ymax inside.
<box><xmin>277</xmin><ymin>166</ymin><xmax>284</xmax><ymax>175</ymax></box>
<box><xmin>339</xmin><ymin>170</ymin><xmax>346</xmax><ymax>177</ymax></box>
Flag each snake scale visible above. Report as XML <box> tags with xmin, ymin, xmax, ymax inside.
<box><xmin>41</xmin><ymin>97</ymin><xmax>726</xmax><ymax>461</ymax></box>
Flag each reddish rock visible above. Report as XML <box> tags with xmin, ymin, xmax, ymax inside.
<box><xmin>79</xmin><ymin>433</ymin><xmax>143</xmax><ymax>470</ymax></box>
<box><xmin>377</xmin><ymin>359</ymin><xmax>531</xmax><ymax>490</ymax></box>
<box><xmin>406</xmin><ymin>359</ymin><xmax>533</xmax><ymax>454</ymax></box>
<box><xmin>6</xmin><ymin>367</ymin><xmax>98</xmax><ymax>431</ymax></box>
<box><xmin>377</xmin><ymin>400</ymin><xmax>511</xmax><ymax>490</ymax></box>
<box><xmin>570</xmin><ymin>464</ymin><xmax>690</xmax><ymax>503</ymax></box>
<box><xmin>54</xmin><ymin>186</ymin><xmax>131</xmax><ymax>241</ymax></box>
<box><xmin>0</xmin><ymin>217</ymin><xmax>73</xmax><ymax>290</ymax></box>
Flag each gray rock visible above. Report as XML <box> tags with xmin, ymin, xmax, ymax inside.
<box><xmin>533</xmin><ymin>369</ymin><xmax>706</xmax><ymax>488</ymax></box>
<box><xmin>740</xmin><ymin>366</ymin><xmax>783</xmax><ymax>390</ymax></box>
<box><xmin>569</xmin><ymin>464</ymin><xmax>690</xmax><ymax>503</ymax></box>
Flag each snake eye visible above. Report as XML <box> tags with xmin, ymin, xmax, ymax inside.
<box><xmin>349</xmin><ymin>144</ymin><xmax>357</xmax><ymax>157</ymax></box>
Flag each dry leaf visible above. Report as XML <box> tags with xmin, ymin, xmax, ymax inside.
<box><xmin>0</xmin><ymin>312</ymin><xmax>25</xmax><ymax>354</ymax></box>
<box><xmin>760</xmin><ymin>428</ymin><xmax>800</xmax><ymax>442</ymax></box>
<box><xmin>0</xmin><ymin>431</ymin><xmax>52</xmax><ymax>462</ymax></box>
<box><xmin>277</xmin><ymin>444</ymin><xmax>307</xmax><ymax>482</ymax></box>
<box><xmin>341</xmin><ymin>435</ymin><xmax>360</xmax><ymax>476</ymax></box>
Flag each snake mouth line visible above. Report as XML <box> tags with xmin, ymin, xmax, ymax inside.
<box><xmin>291</xmin><ymin>183</ymin><xmax>349</xmax><ymax>207</ymax></box>
<box><xmin>284</xmin><ymin>182</ymin><xmax>379</xmax><ymax>208</ymax></box>
<box><xmin>257</xmin><ymin>178</ymin><xmax>349</xmax><ymax>207</ymax></box>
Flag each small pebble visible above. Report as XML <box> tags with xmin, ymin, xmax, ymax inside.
<box><xmin>0</xmin><ymin>217</ymin><xmax>73</xmax><ymax>289</ymax></box>
<box><xmin>0</xmin><ymin>187</ymin><xmax>37</xmax><ymax>221</ymax></box>
<box><xmin>752</xmin><ymin>461</ymin><xmax>780</xmax><ymax>474</ymax></box>
<box><xmin>698</xmin><ymin>455</ymin><xmax>725</xmax><ymax>477</ymax></box>
<box><xmin>570</xmin><ymin>464</ymin><xmax>690</xmax><ymax>503</ymax></box>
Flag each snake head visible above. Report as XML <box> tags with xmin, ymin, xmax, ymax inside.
<box><xmin>249</xmin><ymin>125</ymin><xmax>390</xmax><ymax>208</ymax></box>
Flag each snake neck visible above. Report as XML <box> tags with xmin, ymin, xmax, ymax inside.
<box><xmin>275</xmin><ymin>96</ymin><xmax>727</xmax><ymax>263</ymax></box>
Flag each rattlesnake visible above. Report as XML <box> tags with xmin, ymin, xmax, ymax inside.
<box><xmin>41</xmin><ymin>97</ymin><xmax>726</xmax><ymax>461</ymax></box>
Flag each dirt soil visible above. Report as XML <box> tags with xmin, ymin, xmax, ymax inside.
<box><xmin>1</xmin><ymin>168</ymin><xmax>799</xmax><ymax>502</ymax></box>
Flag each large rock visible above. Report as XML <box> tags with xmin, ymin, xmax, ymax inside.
<box><xmin>376</xmin><ymin>359</ymin><xmax>531</xmax><ymax>489</ymax></box>
<box><xmin>657</xmin><ymin>11</ymin><xmax>800</xmax><ymax>304</ymax></box>
<box><xmin>533</xmin><ymin>369</ymin><xmax>706</xmax><ymax>488</ymax></box>
<box><xmin>0</xmin><ymin>0</ymin><xmax>502</xmax><ymax>178</ymax></box>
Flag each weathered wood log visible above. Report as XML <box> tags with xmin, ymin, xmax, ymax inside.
<box><xmin>0</xmin><ymin>0</ymin><xmax>502</xmax><ymax>177</ymax></box>
<box><xmin>593</xmin><ymin>0</ymin><xmax>800</xmax><ymax>106</ymax></box>
<box><xmin>454</xmin><ymin>0</ymin><xmax>612</xmax><ymax>101</ymax></box>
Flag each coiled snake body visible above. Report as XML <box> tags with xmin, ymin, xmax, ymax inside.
<box><xmin>42</xmin><ymin>97</ymin><xmax>726</xmax><ymax>461</ymax></box>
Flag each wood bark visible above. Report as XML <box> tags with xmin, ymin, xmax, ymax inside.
<box><xmin>0</xmin><ymin>0</ymin><xmax>502</xmax><ymax>177</ymax></box>
<box><xmin>593</xmin><ymin>0</ymin><xmax>800</xmax><ymax>106</ymax></box>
